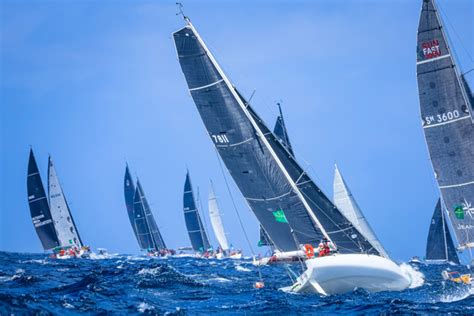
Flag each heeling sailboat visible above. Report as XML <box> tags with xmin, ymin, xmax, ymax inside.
<box><xmin>127</xmin><ymin>168</ymin><xmax>170</xmax><ymax>256</ymax></box>
<box><xmin>27</xmin><ymin>149</ymin><xmax>89</xmax><ymax>258</ymax></box>
<box><xmin>426</xmin><ymin>199</ymin><xmax>460</xmax><ymax>264</ymax></box>
<box><xmin>333</xmin><ymin>165</ymin><xmax>389</xmax><ymax>258</ymax></box>
<box><xmin>136</xmin><ymin>179</ymin><xmax>168</xmax><ymax>252</ymax></box>
<box><xmin>416</xmin><ymin>0</ymin><xmax>474</xmax><ymax>265</ymax></box>
<box><xmin>173</xmin><ymin>17</ymin><xmax>411</xmax><ymax>294</ymax></box>
<box><xmin>183</xmin><ymin>171</ymin><xmax>211</xmax><ymax>255</ymax></box>
<box><xmin>27</xmin><ymin>149</ymin><xmax>60</xmax><ymax>250</ymax></box>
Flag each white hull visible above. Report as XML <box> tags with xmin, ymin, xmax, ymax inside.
<box><xmin>282</xmin><ymin>254</ymin><xmax>411</xmax><ymax>295</ymax></box>
<box><xmin>253</xmin><ymin>250</ymin><xmax>305</xmax><ymax>266</ymax></box>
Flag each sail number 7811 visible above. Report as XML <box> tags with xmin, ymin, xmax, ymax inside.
<box><xmin>211</xmin><ymin>134</ymin><xmax>229</xmax><ymax>144</ymax></box>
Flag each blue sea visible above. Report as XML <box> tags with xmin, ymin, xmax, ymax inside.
<box><xmin>0</xmin><ymin>251</ymin><xmax>472</xmax><ymax>315</ymax></box>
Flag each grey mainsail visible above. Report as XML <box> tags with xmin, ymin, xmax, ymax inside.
<box><xmin>416</xmin><ymin>0</ymin><xmax>474</xmax><ymax>257</ymax></box>
<box><xmin>27</xmin><ymin>149</ymin><xmax>60</xmax><ymax>250</ymax></box>
<box><xmin>173</xmin><ymin>21</ymin><xmax>379</xmax><ymax>255</ymax></box>
<box><xmin>48</xmin><ymin>157</ymin><xmax>83</xmax><ymax>248</ymax></box>
<box><xmin>333</xmin><ymin>165</ymin><xmax>389</xmax><ymax>258</ymax></box>
<box><xmin>136</xmin><ymin>179</ymin><xmax>167</xmax><ymax>250</ymax></box>
<box><xmin>124</xmin><ymin>165</ymin><xmax>140</xmax><ymax>243</ymax></box>
<box><xmin>183</xmin><ymin>171</ymin><xmax>211</xmax><ymax>252</ymax></box>
<box><xmin>273</xmin><ymin>103</ymin><xmax>294</xmax><ymax>156</ymax></box>
<box><xmin>426</xmin><ymin>199</ymin><xmax>460</xmax><ymax>264</ymax></box>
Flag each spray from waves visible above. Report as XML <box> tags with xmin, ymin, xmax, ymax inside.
<box><xmin>399</xmin><ymin>263</ymin><xmax>425</xmax><ymax>288</ymax></box>
<box><xmin>440</xmin><ymin>284</ymin><xmax>474</xmax><ymax>303</ymax></box>
<box><xmin>235</xmin><ymin>265</ymin><xmax>251</xmax><ymax>272</ymax></box>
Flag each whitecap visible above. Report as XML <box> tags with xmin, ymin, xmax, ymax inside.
<box><xmin>399</xmin><ymin>263</ymin><xmax>425</xmax><ymax>288</ymax></box>
<box><xmin>137</xmin><ymin>302</ymin><xmax>155</xmax><ymax>313</ymax></box>
<box><xmin>235</xmin><ymin>265</ymin><xmax>251</xmax><ymax>272</ymax></box>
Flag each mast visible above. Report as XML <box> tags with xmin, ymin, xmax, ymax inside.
<box><xmin>27</xmin><ymin>149</ymin><xmax>60</xmax><ymax>250</ymax></box>
<box><xmin>173</xmin><ymin>20</ymin><xmax>379</xmax><ymax>255</ymax></box>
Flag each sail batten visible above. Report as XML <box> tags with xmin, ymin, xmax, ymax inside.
<box><xmin>416</xmin><ymin>0</ymin><xmax>474</xmax><ymax>257</ymax></box>
<box><xmin>173</xmin><ymin>22</ymin><xmax>379</xmax><ymax>255</ymax></box>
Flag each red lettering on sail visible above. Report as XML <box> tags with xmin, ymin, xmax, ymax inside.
<box><xmin>421</xmin><ymin>39</ymin><xmax>441</xmax><ymax>59</ymax></box>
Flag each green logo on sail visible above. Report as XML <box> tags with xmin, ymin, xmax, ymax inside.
<box><xmin>454</xmin><ymin>205</ymin><xmax>464</xmax><ymax>220</ymax></box>
<box><xmin>273</xmin><ymin>209</ymin><xmax>288</xmax><ymax>223</ymax></box>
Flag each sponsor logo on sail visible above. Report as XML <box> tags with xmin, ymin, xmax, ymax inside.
<box><xmin>273</xmin><ymin>209</ymin><xmax>288</xmax><ymax>223</ymax></box>
<box><xmin>422</xmin><ymin>39</ymin><xmax>441</xmax><ymax>59</ymax></box>
<box><xmin>454</xmin><ymin>205</ymin><xmax>464</xmax><ymax>220</ymax></box>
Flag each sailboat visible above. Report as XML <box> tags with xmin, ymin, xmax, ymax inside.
<box><xmin>416</xmin><ymin>0</ymin><xmax>474</xmax><ymax>269</ymax></box>
<box><xmin>183</xmin><ymin>171</ymin><xmax>212</xmax><ymax>257</ymax></box>
<box><xmin>27</xmin><ymin>149</ymin><xmax>90</xmax><ymax>259</ymax></box>
<box><xmin>173</xmin><ymin>16</ymin><xmax>411</xmax><ymax>294</ymax></box>
<box><xmin>208</xmin><ymin>182</ymin><xmax>242</xmax><ymax>259</ymax></box>
<box><xmin>124</xmin><ymin>165</ymin><xmax>171</xmax><ymax>257</ymax></box>
<box><xmin>425</xmin><ymin>199</ymin><xmax>460</xmax><ymax>264</ymax></box>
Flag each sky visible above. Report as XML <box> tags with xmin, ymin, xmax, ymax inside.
<box><xmin>1</xmin><ymin>0</ymin><xmax>473</xmax><ymax>261</ymax></box>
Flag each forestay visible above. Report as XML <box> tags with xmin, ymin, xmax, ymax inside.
<box><xmin>48</xmin><ymin>157</ymin><xmax>83</xmax><ymax>248</ymax></box>
<box><xmin>183</xmin><ymin>172</ymin><xmax>211</xmax><ymax>252</ymax></box>
<box><xmin>416</xmin><ymin>0</ymin><xmax>474</xmax><ymax>253</ymax></box>
<box><xmin>173</xmin><ymin>21</ymin><xmax>378</xmax><ymax>255</ymax></box>
<box><xmin>27</xmin><ymin>149</ymin><xmax>60</xmax><ymax>250</ymax></box>
<box><xmin>333</xmin><ymin>165</ymin><xmax>388</xmax><ymax>258</ymax></box>
<box><xmin>426</xmin><ymin>199</ymin><xmax>460</xmax><ymax>264</ymax></box>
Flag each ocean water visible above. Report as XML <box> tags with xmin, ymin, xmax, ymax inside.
<box><xmin>0</xmin><ymin>251</ymin><xmax>472</xmax><ymax>315</ymax></box>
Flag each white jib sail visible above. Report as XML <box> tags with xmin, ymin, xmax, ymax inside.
<box><xmin>48</xmin><ymin>157</ymin><xmax>82</xmax><ymax>248</ymax></box>
<box><xmin>333</xmin><ymin>165</ymin><xmax>389</xmax><ymax>258</ymax></box>
<box><xmin>208</xmin><ymin>186</ymin><xmax>229</xmax><ymax>251</ymax></box>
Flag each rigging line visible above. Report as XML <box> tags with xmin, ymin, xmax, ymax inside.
<box><xmin>213</xmin><ymin>147</ymin><xmax>264</xmax><ymax>281</ymax></box>
<box><xmin>437</xmin><ymin>2</ymin><xmax>474</xmax><ymax>64</ymax></box>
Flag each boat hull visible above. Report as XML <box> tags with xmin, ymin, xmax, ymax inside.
<box><xmin>284</xmin><ymin>254</ymin><xmax>411</xmax><ymax>295</ymax></box>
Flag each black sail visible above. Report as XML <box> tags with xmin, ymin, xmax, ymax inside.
<box><xmin>124</xmin><ymin>165</ymin><xmax>140</xmax><ymax>243</ymax></box>
<box><xmin>426</xmin><ymin>199</ymin><xmax>460</xmax><ymax>264</ymax></box>
<box><xmin>183</xmin><ymin>171</ymin><xmax>211</xmax><ymax>252</ymax></box>
<box><xmin>173</xmin><ymin>22</ymin><xmax>378</xmax><ymax>255</ymax></box>
<box><xmin>137</xmin><ymin>180</ymin><xmax>167</xmax><ymax>250</ymax></box>
<box><xmin>27</xmin><ymin>149</ymin><xmax>59</xmax><ymax>250</ymax></box>
<box><xmin>417</xmin><ymin>0</ymin><xmax>474</xmax><ymax>252</ymax></box>
<box><xmin>258</xmin><ymin>225</ymin><xmax>274</xmax><ymax>247</ymax></box>
<box><xmin>133</xmin><ymin>185</ymin><xmax>155</xmax><ymax>250</ymax></box>
<box><xmin>273</xmin><ymin>103</ymin><xmax>294</xmax><ymax>156</ymax></box>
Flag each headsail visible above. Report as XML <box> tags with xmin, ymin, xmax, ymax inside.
<box><xmin>416</xmin><ymin>0</ymin><xmax>474</xmax><ymax>256</ymax></box>
<box><xmin>273</xmin><ymin>103</ymin><xmax>294</xmax><ymax>156</ymax></box>
<box><xmin>137</xmin><ymin>179</ymin><xmax>167</xmax><ymax>250</ymax></box>
<box><xmin>208</xmin><ymin>183</ymin><xmax>230</xmax><ymax>251</ymax></box>
<box><xmin>333</xmin><ymin>165</ymin><xmax>388</xmax><ymax>258</ymax></box>
<box><xmin>27</xmin><ymin>149</ymin><xmax>59</xmax><ymax>250</ymax></box>
<box><xmin>173</xmin><ymin>21</ymin><xmax>378</xmax><ymax>255</ymax></box>
<box><xmin>183</xmin><ymin>171</ymin><xmax>211</xmax><ymax>252</ymax></box>
<box><xmin>47</xmin><ymin>157</ymin><xmax>83</xmax><ymax>248</ymax></box>
<box><xmin>426</xmin><ymin>199</ymin><xmax>460</xmax><ymax>264</ymax></box>
<box><xmin>124</xmin><ymin>165</ymin><xmax>140</xmax><ymax>242</ymax></box>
